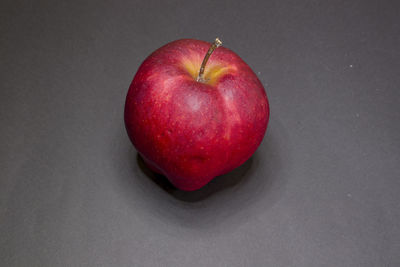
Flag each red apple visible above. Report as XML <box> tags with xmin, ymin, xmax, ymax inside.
<box><xmin>124</xmin><ymin>38</ymin><xmax>269</xmax><ymax>191</ymax></box>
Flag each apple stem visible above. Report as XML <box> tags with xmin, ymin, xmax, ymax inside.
<box><xmin>197</xmin><ymin>38</ymin><xmax>222</xmax><ymax>82</ymax></box>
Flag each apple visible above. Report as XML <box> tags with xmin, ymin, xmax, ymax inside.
<box><xmin>124</xmin><ymin>38</ymin><xmax>269</xmax><ymax>191</ymax></box>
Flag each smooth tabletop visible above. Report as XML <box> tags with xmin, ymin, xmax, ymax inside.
<box><xmin>1</xmin><ymin>0</ymin><xmax>399</xmax><ymax>266</ymax></box>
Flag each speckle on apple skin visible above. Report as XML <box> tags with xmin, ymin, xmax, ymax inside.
<box><xmin>124</xmin><ymin>39</ymin><xmax>269</xmax><ymax>191</ymax></box>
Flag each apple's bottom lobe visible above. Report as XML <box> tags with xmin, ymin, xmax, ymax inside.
<box><xmin>140</xmin><ymin>153</ymin><xmax>216</xmax><ymax>191</ymax></box>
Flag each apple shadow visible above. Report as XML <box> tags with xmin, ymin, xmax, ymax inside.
<box><xmin>136</xmin><ymin>153</ymin><xmax>254</xmax><ymax>202</ymax></box>
<box><xmin>115</xmin><ymin>117</ymin><xmax>289</xmax><ymax>233</ymax></box>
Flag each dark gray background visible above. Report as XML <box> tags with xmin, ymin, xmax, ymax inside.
<box><xmin>1</xmin><ymin>0</ymin><xmax>399</xmax><ymax>266</ymax></box>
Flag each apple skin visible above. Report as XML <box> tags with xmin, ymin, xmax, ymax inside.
<box><xmin>124</xmin><ymin>39</ymin><xmax>269</xmax><ymax>191</ymax></box>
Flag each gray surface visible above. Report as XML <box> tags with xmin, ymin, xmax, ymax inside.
<box><xmin>1</xmin><ymin>0</ymin><xmax>400</xmax><ymax>266</ymax></box>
